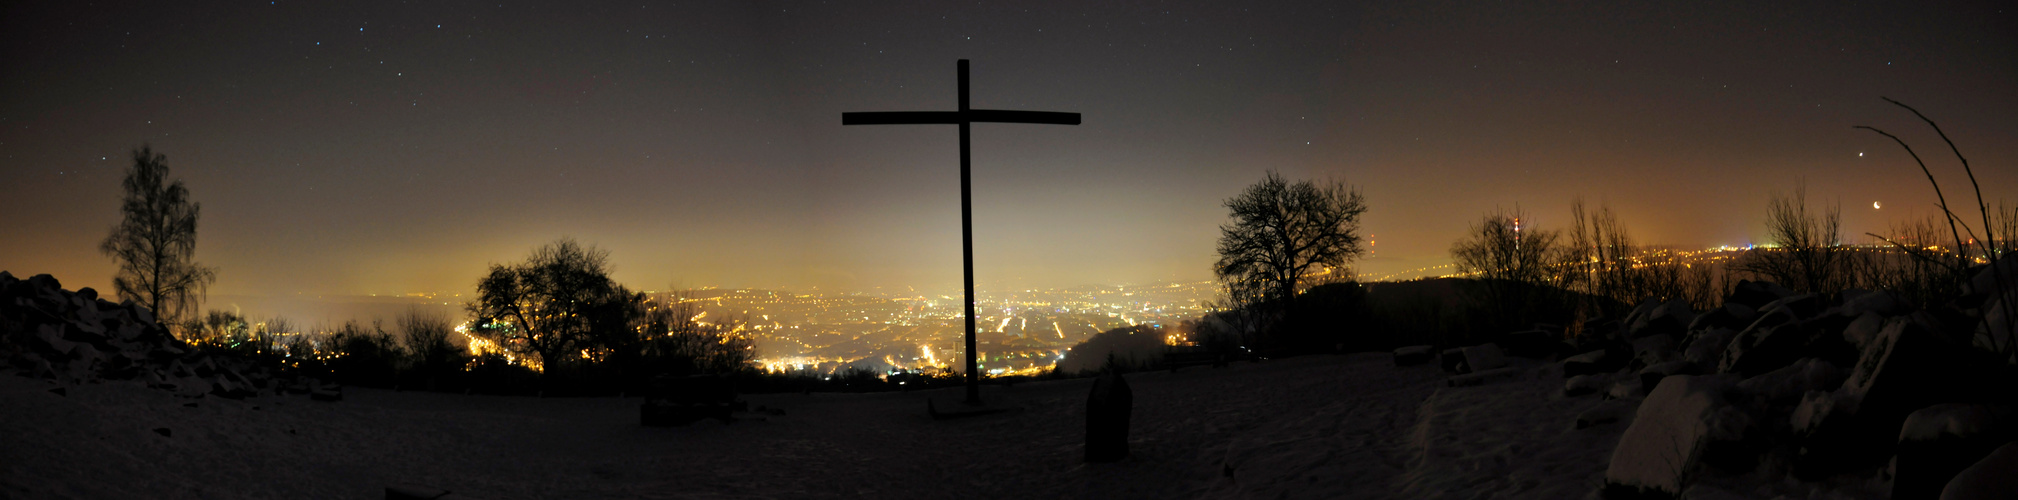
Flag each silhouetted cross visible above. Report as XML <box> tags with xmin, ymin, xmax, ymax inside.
<box><xmin>844</xmin><ymin>59</ymin><xmax>1080</xmax><ymax>406</ymax></box>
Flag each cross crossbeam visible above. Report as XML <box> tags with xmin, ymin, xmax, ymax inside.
<box><xmin>842</xmin><ymin>59</ymin><xmax>1080</xmax><ymax>405</ymax></box>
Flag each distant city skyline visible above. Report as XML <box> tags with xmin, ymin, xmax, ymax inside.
<box><xmin>3</xmin><ymin>1</ymin><xmax>2013</xmax><ymax>299</ymax></box>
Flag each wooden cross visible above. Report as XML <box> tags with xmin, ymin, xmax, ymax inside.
<box><xmin>844</xmin><ymin>59</ymin><xmax>1080</xmax><ymax>405</ymax></box>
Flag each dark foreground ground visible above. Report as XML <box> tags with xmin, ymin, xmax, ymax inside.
<box><xmin>4</xmin><ymin>353</ymin><xmax>1640</xmax><ymax>499</ymax></box>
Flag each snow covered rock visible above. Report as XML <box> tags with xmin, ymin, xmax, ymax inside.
<box><xmin>1566</xmin><ymin>373</ymin><xmax>1610</xmax><ymax>397</ymax></box>
<box><xmin>1637</xmin><ymin>361</ymin><xmax>1695</xmax><ymax>394</ymax></box>
<box><xmin>1392</xmin><ymin>345</ymin><xmax>1433</xmax><ymax>366</ymax></box>
<box><xmin>1894</xmin><ymin>404</ymin><xmax>2008</xmax><ymax>500</ymax></box>
<box><xmin>1940</xmin><ymin>441</ymin><xmax>2018</xmax><ymax>500</ymax></box>
<box><xmin>1789</xmin><ymin>314</ymin><xmax>1973</xmax><ymax>479</ymax></box>
<box><xmin>1736</xmin><ymin>358</ymin><xmax>1846</xmax><ymax>405</ymax></box>
<box><xmin>1564</xmin><ymin>348</ymin><xmax>1626</xmax><ymax>378</ymax></box>
<box><xmin>1603</xmin><ymin>375</ymin><xmax>1732</xmax><ymax>497</ymax></box>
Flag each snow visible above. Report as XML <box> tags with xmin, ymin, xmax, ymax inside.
<box><xmin>1941</xmin><ymin>441</ymin><xmax>2018</xmax><ymax>500</ymax></box>
<box><xmin>3</xmin><ymin>353</ymin><xmax>1648</xmax><ymax>499</ymax></box>
<box><xmin>1603</xmin><ymin>375</ymin><xmax>1728</xmax><ymax>496</ymax></box>
<box><xmin>1898</xmin><ymin>404</ymin><xmax>1996</xmax><ymax>443</ymax></box>
<box><xmin>1458</xmin><ymin>343</ymin><xmax>1508</xmax><ymax>373</ymax></box>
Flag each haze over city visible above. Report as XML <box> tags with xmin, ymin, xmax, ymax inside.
<box><xmin>4</xmin><ymin>1</ymin><xmax>2012</xmax><ymax>302</ymax></box>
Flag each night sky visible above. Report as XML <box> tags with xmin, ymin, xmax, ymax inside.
<box><xmin>3</xmin><ymin>1</ymin><xmax>2014</xmax><ymax>299</ymax></box>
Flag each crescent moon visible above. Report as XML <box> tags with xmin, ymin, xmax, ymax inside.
<box><xmin>1873</xmin><ymin>201</ymin><xmax>1882</xmax><ymax>209</ymax></box>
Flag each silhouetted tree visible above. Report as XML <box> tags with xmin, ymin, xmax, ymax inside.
<box><xmin>466</xmin><ymin>238</ymin><xmax>630</xmax><ymax>371</ymax></box>
<box><xmin>327</xmin><ymin>319</ymin><xmax>402</xmax><ymax>387</ymax></box>
<box><xmin>1735</xmin><ymin>185</ymin><xmax>1849</xmax><ymax>295</ymax></box>
<box><xmin>100</xmin><ymin>145</ymin><xmax>216</xmax><ymax>331</ymax></box>
<box><xmin>1453</xmin><ymin>207</ymin><xmax>1561</xmax><ymax>285</ymax></box>
<box><xmin>1213</xmin><ymin>170</ymin><xmax>1368</xmax><ymax>317</ymax></box>
<box><xmin>398</xmin><ymin>309</ymin><xmax>466</xmax><ymax>383</ymax></box>
<box><xmin>630</xmin><ymin>293</ymin><xmax>753</xmax><ymax>376</ymax></box>
<box><xmin>1451</xmin><ymin>207</ymin><xmax>1564</xmax><ymax>331</ymax></box>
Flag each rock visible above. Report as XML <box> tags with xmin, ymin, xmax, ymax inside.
<box><xmin>1790</xmin><ymin>388</ymin><xmax>1864</xmax><ymax>478</ymax></box>
<box><xmin>1699</xmin><ymin>405</ymin><xmax>1764</xmax><ymax>473</ymax></box>
<box><xmin>1736</xmin><ymin>358</ymin><xmax>1847</xmax><ymax>405</ymax></box>
<box><xmin>1678</xmin><ymin>484</ymin><xmax>1751</xmax><ymax>500</ymax></box>
<box><xmin>1447</xmin><ymin>366</ymin><xmax>1523</xmax><ymax>387</ymax></box>
<box><xmin>1638</xmin><ymin>361</ymin><xmax>1695</xmax><ymax>394</ymax></box>
<box><xmin>386</xmin><ymin>484</ymin><xmax>452</xmax><ymax>500</ymax></box>
<box><xmin>1392</xmin><ymin>345</ymin><xmax>1433</xmax><ymax>366</ymax></box>
<box><xmin>1719</xmin><ymin>318</ymin><xmax>1811</xmax><ymax>377</ymax></box>
<box><xmin>1458</xmin><ymin>343</ymin><xmax>1508</xmax><ymax>373</ymax></box>
<box><xmin>1834</xmin><ymin>289</ymin><xmax>1906</xmax><ymax>318</ymax></box>
<box><xmin>1682</xmin><ymin>328</ymin><xmax>1738</xmax><ymax>367</ymax></box>
<box><xmin>1620</xmin><ymin>298</ymin><xmax>1661</xmax><ymax>335</ymax></box>
<box><xmin>1760</xmin><ymin>293</ymin><xmax>1828</xmax><ymax>321</ymax></box>
<box><xmin>1843</xmin><ymin>312</ymin><xmax>1887</xmax><ymax>352</ymax></box>
<box><xmin>1627</xmin><ymin>299</ymin><xmax>1696</xmax><ymax>340</ymax></box>
<box><xmin>1894</xmin><ymin>404</ymin><xmax>2007</xmax><ymax>500</ymax></box>
<box><xmin>1727</xmin><ymin>279</ymin><xmax>1794</xmax><ymax>311</ymax></box>
<box><xmin>1439</xmin><ymin>348</ymin><xmax>1467</xmax><ymax>374</ymax></box>
<box><xmin>1085</xmin><ymin>371</ymin><xmax>1133</xmax><ymax>463</ymax></box>
<box><xmin>1603</xmin><ymin>375</ymin><xmax>1732</xmax><ymax>497</ymax></box>
<box><xmin>1842</xmin><ymin>315</ymin><xmax>1972</xmax><ymax>441</ymax></box>
<box><xmin>1688</xmin><ymin>303</ymin><xmax>1757</xmax><ymax>332</ymax></box>
<box><xmin>1976</xmin><ymin>294</ymin><xmax>2015</xmax><ymax>361</ymax></box>
<box><xmin>1630</xmin><ymin>334</ymin><xmax>1677</xmax><ymax>370</ymax></box>
<box><xmin>152</xmin><ymin>427</ymin><xmax>171</xmax><ymax>437</ymax></box>
<box><xmin>310</xmin><ymin>384</ymin><xmax>344</xmax><ymax>402</ymax></box>
<box><xmin>1963</xmin><ymin>251</ymin><xmax>2018</xmax><ymax>299</ymax></box>
<box><xmin>1563</xmin><ymin>349</ymin><xmax>1624</xmax><ymax>378</ymax></box>
<box><xmin>27</xmin><ymin>274</ymin><xmax>61</xmax><ymax>294</ymax></box>
<box><xmin>1577</xmin><ymin>398</ymin><xmax>1638</xmax><ymax>429</ymax></box>
<box><xmin>34</xmin><ymin>324</ymin><xmax>77</xmax><ymax>356</ymax></box>
<box><xmin>1566</xmin><ymin>373</ymin><xmax>1611</xmax><ymax>397</ymax></box>
<box><xmin>1606</xmin><ymin>377</ymin><xmax>1644</xmax><ymax>400</ymax></box>
<box><xmin>1940</xmin><ymin>441</ymin><xmax>2018</xmax><ymax>500</ymax></box>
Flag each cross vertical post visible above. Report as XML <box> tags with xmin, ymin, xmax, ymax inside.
<box><xmin>843</xmin><ymin>60</ymin><xmax>1080</xmax><ymax>406</ymax></box>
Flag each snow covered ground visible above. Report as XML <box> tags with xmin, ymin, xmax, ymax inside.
<box><xmin>3</xmin><ymin>353</ymin><xmax>1633</xmax><ymax>499</ymax></box>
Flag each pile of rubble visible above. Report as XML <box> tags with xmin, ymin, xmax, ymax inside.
<box><xmin>1</xmin><ymin>271</ymin><xmax>282</xmax><ymax>399</ymax></box>
<box><xmin>1545</xmin><ymin>257</ymin><xmax>2018</xmax><ymax>499</ymax></box>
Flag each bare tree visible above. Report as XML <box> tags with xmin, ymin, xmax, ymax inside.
<box><xmin>1452</xmin><ymin>207</ymin><xmax>1561</xmax><ymax>285</ymax></box>
<box><xmin>1213</xmin><ymin>170</ymin><xmax>1368</xmax><ymax>311</ymax></box>
<box><xmin>100</xmin><ymin>145</ymin><xmax>217</xmax><ymax>331</ymax></box>
<box><xmin>1452</xmin><ymin>206</ymin><xmax>1564</xmax><ymax>330</ymax></box>
<box><xmin>1735</xmin><ymin>185</ymin><xmax>1848</xmax><ymax>295</ymax></box>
